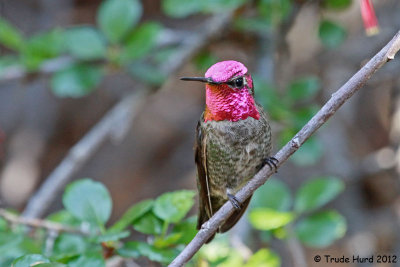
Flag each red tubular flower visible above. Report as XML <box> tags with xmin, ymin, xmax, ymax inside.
<box><xmin>360</xmin><ymin>0</ymin><xmax>379</xmax><ymax>36</ymax></box>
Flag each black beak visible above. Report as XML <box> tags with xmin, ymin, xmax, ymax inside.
<box><xmin>180</xmin><ymin>77</ymin><xmax>221</xmax><ymax>85</ymax></box>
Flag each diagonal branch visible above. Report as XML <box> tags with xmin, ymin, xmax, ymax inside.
<box><xmin>169</xmin><ymin>30</ymin><xmax>400</xmax><ymax>267</ymax></box>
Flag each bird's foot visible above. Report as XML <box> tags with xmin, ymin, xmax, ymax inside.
<box><xmin>260</xmin><ymin>157</ymin><xmax>279</xmax><ymax>173</ymax></box>
<box><xmin>227</xmin><ymin>193</ymin><xmax>241</xmax><ymax>210</ymax></box>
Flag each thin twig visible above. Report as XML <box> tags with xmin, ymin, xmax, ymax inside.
<box><xmin>169</xmin><ymin>30</ymin><xmax>400</xmax><ymax>267</ymax></box>
<box><xmin>22</xmin><ymin>12</ymin><xmax>234</xmax><ymax>219</ymax></box>
<box><xmin>0</xmin><ymin>208</ymin><xmax>87</xmax><ymax>235</ymax></box>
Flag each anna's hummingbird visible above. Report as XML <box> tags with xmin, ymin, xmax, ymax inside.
<box><xmin>181</xmin><ymin>60</ymin><xmax>277</xmax><ymax>241</ymax></box>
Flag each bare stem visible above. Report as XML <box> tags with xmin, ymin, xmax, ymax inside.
<box><xmin>169</xmin><ymin>30</ymin><xmax>400</xmax><ymax>267</ymax></box>
<box><xmin>0</xmin><ymin>208</ymin><xmax>88</xmax><ymax>235</ymax></box>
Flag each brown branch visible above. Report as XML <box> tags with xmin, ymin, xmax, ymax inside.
<box><xmin>22</xmin><ymin>12</ymin><xmax>234</xmax><ymax>219</ymax></box>
<box><xmin>0</xmin><ymin>208</ymin><xmax>88</xmax><ymax>235</ymax></box>
<box><xmin>169</xmin><ymin>30</ymin><xmax>400</xmax><ymax>267</ymax></box>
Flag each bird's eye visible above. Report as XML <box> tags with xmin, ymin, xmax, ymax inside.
<box><xmin>234</xmin><ymin>77</ymin><xmax>244</xmax><ymax>88</ymax></box>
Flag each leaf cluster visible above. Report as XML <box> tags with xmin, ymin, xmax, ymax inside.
<box><xmin>249</xmin><ymin>176</ymin><xmax>346</xmax><ymax>248</ymax></box>
<box><xmin>2</xmin><ymin>179</ymin><xmax>197</xmax><ymax>266</ymax></box>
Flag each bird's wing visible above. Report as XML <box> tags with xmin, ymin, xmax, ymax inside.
<box><xmin>195</xmin><ymin>119</ymin><xmax>213</xmax><ymax>230</ymax></box>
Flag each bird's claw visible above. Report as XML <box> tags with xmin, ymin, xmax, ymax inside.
<box><xmin>261</xmin><ymin>157</ymin><xmax>279</xmax><ymax>173</ymax></box>
<box><xmin>227</xmin><ymin>193</ymin><xmax>241</xmax><ymax>210</ymax></box>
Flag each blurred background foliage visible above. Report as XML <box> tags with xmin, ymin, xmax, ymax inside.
<box><xmin>0</xmin><ymin>0</ymin><xmax>399</xmax><ymax>266</ymax></box>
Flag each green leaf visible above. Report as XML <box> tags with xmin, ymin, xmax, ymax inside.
<box><xmin>0</xmin><ymin>218</ymin><xmax>7</xmax><ymax>231</ymax></box>
<box><xmin>292</xmin><ymin>105</ymin><xmax>319</xmax><ymax>129</ymax></box>
<box><xmin>62</xmin><ymin>179</ymin><xmax>112</xmax><ymax>226</ymax></box>
<box><xmin>294</xmin><ymin>176</ymin><xmax>345</xmax><ymax>213</ymax></box>
<box><xmin>162</xmin><ymin>0</ymin><xmax>245</xmax><ymax>18</ymax></box>
<box><xmin>162</xmin><ymin>0</ymin><xmax>203</xmax><ymax>18</ymax></box>
<box><xmin>51</xmin><ymin>64</ymin><xmax>103</xmax><ymax>98</ymax></box>
<box><xmin>151</xmin><ymin>47</ymin><xmax>177</xmax><ymax>64</ymax></box>
<box><xmin>271</xmin><ymin>227</ymin><xmax>288</xmax><ymax>239</ymax></box>
<box><xmin>0</xmin><ymin>232</ymin><xmax>23</xmax><ymax>254</ymax></box>
<box><xmin>171</xmin><ymin>216</ymin><xmax>197</xmax><ymax>244</ymax></box>
<box><xmin>257</xmin><ymin>0</ymin><xmax>292</xmax><ymax>26</ymax></box>
<box><xmin>98</xmin><ymin>0</ymin><xmax>142</xmax><ymax>43</ymax></box>
<box><xmin>254</xmin><ymin>77</ymin><xmax>290</xmax><ymax>121</ymax></box>
<box><xmin>153</xmin><ymin>190</ymin><xmax>195</xmax><ymax>223</ymax></box>
<box><xmin>11</xmin><ymin>254</ymin><xmax>49</xmax><ymax>267</ymax></box>
<box><xmin>244</xmin><ymin>249</ymin><xmax>281</xmax><ymax>267</ymax></box>
<box><xmin>53</xmin><ymin>234</ymin><xmax>87</xmax><ymax>258</ymax></box>
<box><xmin>295</xmin><ymin>210</ymin><xmax>346</xmax><ymax>247</ymax></box>
<box><xmin>194</xmin><ymin>52</ymin><xmax>218</xmax><ymax>72</ymax></box>
<box><xmin>318</xmin><ymin>20</ymin><xmax>346</xmax><ymax>48</ymax></box>
<box><xmin>47</xmin><ymin>210</ymin><xmax>81</xmax><ymax>226</ymax></box>
<box><xmin>128</xmin><ymin>62</ymin><xmax>166</xmax><ymax>86</ymax></box>
<box><xmin>200</xmin><ymin>0</ymin><xmax>246</xmax><ymax>13</ymax></box>
<box><xmin>132</xmin><ymin>211</ymin><xmax>163</xmax><ymax>235</ymax></box>
<box><xmin>323</xmin><ymin>0</ymin><xmax>352</xmax><ymax>10</ymax></box>
<box><xmin>35</xmin><ymin>264</ymin><xmax>67</xmax><ymax>267</ymax></box>
<box><xmin>93</xmin><ymin>230</ymin><xmax>130</xmax><ymax>243</ymax></box>
<box><xmin>217</xmin><ymin>252</ymin><xmax>244</xmax><ymax>267</ymax></box>
<box><xmin>110</xmin><ymin>199</ymin><xmax>154</xmax><ymax>232</ymax></box>
<box><xmin>21</xmin><ymin>29</ymin><xmax>65</xmax><ymax>71</ymax></box>
<box><xmin>154</xmin><ymin>233</ymin><xmax>182</xmax><ymax>248</ymax></box>
<box><xmin>251</xmin><ymin>178</ymin><xmax>292</xmax><ymax>211</ymax></box>
<box><xmin>0</xmin><ymin>18</ymin><xmax>24</xmax><ymax>50</ymax></box>
<box><xmin>117</xmin><ymin>241</ymin><xmax>140</xmax><ymax>258</ymax></box>
<box><xmin>234</xmin><ymin>16</ymin><xmax>272</xmax><ymax>33</ymax></box>
<box><xmin>287</xmin><ymin>76</ymin><xmax>320</xmax><ymax>101</ymax></box>
<box><xmin>122</xmin><ymin>22</ymin><xmax>162</xmax><ymax>61</ymax></box>
<box><xmin>118</xmin><ymin>241</ymin><xmax>178</xmax><ymax>263</ymax></box>
<box><xmin>249</xmin><ymin>208</ymin><xmax>294</xmax><ymax>231</ymax></box>
<box><xmin>200</xmin><ymin>238</ymin><xmax>232</xmax><ymax>263</ymax></box>
<box><xmin>291</xmin><ymin>137</ymin><xmax>323</xmax><ymax>166</ymax></box>
<box><xmin>68</xmin><ymin>254</ymin><xmax>105</xmax><ymax>267</ymax></box>
<box><xmin>65</xmin><ymin>27</ymin><xmax>106</xmax><ymax>60</ymax></box>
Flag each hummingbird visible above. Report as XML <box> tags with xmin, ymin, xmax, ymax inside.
<box><xmin>181</xmin><ymin>60</ymin><xmax>277</xmax><ymax>241</ymax></box>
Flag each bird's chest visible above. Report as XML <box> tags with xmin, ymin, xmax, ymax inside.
<box><xmin>202</xmin><ymin>117</ymin><xmax>271</xmax><ymax>192</ymax></box>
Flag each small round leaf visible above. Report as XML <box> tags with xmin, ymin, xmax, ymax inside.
<box><xmin>98</xmin><ymin>0</ymin><xmax>142</xmax><ymax>43</ymax></box>
<box><xmin>153</xmin><ymin>190</ymin><xmax>195</xmax><ymax>223</ymax></box>
<box><xmin>110</xmin><ymin>199</ymin><xmax>154</xmax><ymax>232</ymax></box>
<box><xmin>244</xmin><ymin>248</ymin><xmax>281</xmax><ymax>267</ymax></box>
<box><xmin>319</xmin><ymin>20</ymin><xmax>347</xmax><ymax>48</ymax></box>
<box><xmin>162</xmin><ymin>0</ymin><xmax>203</xmax><ymax>18</ymax></box>
<box><xmin>251</xmin><ymin>178</ymin><xmax>292</xmax><ymax>211</ymax></box>
<box><xmin>122</xmin><ymin>22</ymin><xmax>162</xmax><ymax>61</ymax></box>
<box><xmin>295</xmin><ymin>210</ymin><xmax>346</xmax><ymax>247</ymax></box>
<box><xmin>62</xmin><ymin>179</ymin><xmax>112</xmax><ymax>226</ymax></box>
<box><xmin>51</xmin><ymin>64</ymin><xmax>103</xmax><ymax>98</ymax></box>
<box><xmin>249</xmin><ymin>208</ymin><xmax>294</xmax><ymax>231</ymax></box>
<box><xmin>294</xmin><ymin>176</ymin><xmax>345</xmax><ymax>213</ymax></box>
<box><xmin>65</xmin><ymin>27</ymin><xmax>106</xmax><ymax>60</ymax></box>
<box><xmin>132</xmin><ymin>211</ymin><xmax>163</xmax><ymax>235</ymax></box>
<box><xmin>323</xmin><ymin>0</ymin><xmax>352</xmax><ymax>10</ymax></box>
<box><xmin>287</xmin><ymin>76</ymin><xmax>321</xmax><ymax>101</ymax></box>
<box><xmin>12</xmin><ymin>254</ymin><xmax>49</xmax><ymax>267</ymax></box>
<box><xmin>291</xmin><ymin>137</ymin><xmax>323</xmax><ymax>166</ymax></box>
<box><xmin>0</xmin><ymin>18</ymin><xmax>24</xmax><ymax>50</ymax></box>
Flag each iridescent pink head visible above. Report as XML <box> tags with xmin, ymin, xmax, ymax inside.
<box><xmin>181</xmin><ymin>60</ymin><xmax>259</xmax><ymax>122</ymax></box>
